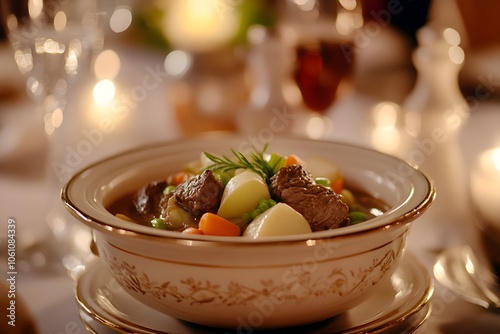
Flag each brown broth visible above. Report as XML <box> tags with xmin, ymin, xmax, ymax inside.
<box><xmin>351</xmin><ymin>187</ymin><xmax>391</xmax><ymax>217</ymax></box>
<box><xmin>107</xmin><ymin>185</ymin><xmax>390</xmax><ymax>231</ymax></box>
<box><xmin>108</xmin><ymin>194</ymin><xmax>154</xmax><ymax>226</ymax></box>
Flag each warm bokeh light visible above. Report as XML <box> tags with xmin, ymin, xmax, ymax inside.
<box><xmin>162</xmin><ymin>0</ymin><xmax>239</xmax><ymax>52</ymax></box>
<box><xmin>14</xmin><ymin>49</ymin><xmax>33</xmax><ymax>73</ymax></box>
<box><xmin>51</xmin><ymin>108</ymin><xmax>63</xmax><ymax>128</ymax></box>
<box><xmin>69</xmin><ymin>39</ymin><xmax>82</xmax><ymax>56</ymax></box>
<box><xmin>372</xmin><ymin>127</ymin><xmax>400</xmax><ymax>153</ymax></box>
<box><xmin>282</xmin><ymin>81</ymin><xmax>303</xmax><ymax>107</ymax></box>
<box><xmin>36</xmin><ymin>39</ymin><xmax>64</xmax><ymax>54</ymax></box>
<box><xmin>54</xmin><ymin>11</ymin><xmax>67</xmax><ymax>31</ymax></box>
<box><xmin>247</xmin><ymin>25</ymin><xmax>267</xmax><ymax>45</ymax></box>
<box><xmin>464</xmin><ymin>253</ymin><xmax>475</xmax><ymax>275</ymax></box>
<box><xmin>470</xmin><ymin>147</ymin><xmax>500</xmax><ymax>228</ymax></box>
<box><xmin>306</xmin><ymin>116</ymin><xmax>329</xmax><ymax>139</ymax></box>
<box><xmin>164</xmin><ymin>50</ymin><xmax>192</xmax><ymax>77</ymax></box>
<box><xmin>64</xmin><ymin>40</ymin><xmax>82</xmax><ymax>75</ymax></box>
<box><xmin>89</xmin><ymin>83</ymin><xmax>131</xmax><ymax>129</ymax></box>
<box><xmin>492</xmin><ymin>148</ymin><xmax>500</xmax><ymax>171</ymax></box>
<box><xmin>43</xmin><ymin>107</ymin><xmax>63</xmax><ymax>135</ymax></box>
<box><xmin>28</xmin><ymin>0</ymin><xmax>43</xmax><ymax>19</ymax></box>
<box><xmin>93</xmin><ymin>79</ymin><xmax>116</xmax><ymax>106</ymax></box>
<box><xmin>336</xmin><ymin>2</ymin><xmax>363</xmax><ymax>36</ymax></box>
<box><xmin>93</xmin><ymin>49</ymin><xmax>121</xmax><ymax>79</ymax></box>
<box><xmin>371</xmin><ymin>102</ymin><xmax>401</xmax><ymax>153</ymax></box>
<box><xmin>293</xmin><ymin>0</ymin><xmax>316</xmax><ymax>11</ymax></box>
<box><xmin>339</xmin><ymin>0</ymin><xmax>358</xmax><ymax>11</ymax></box>
<box><xmin>443</xmin><ymin>28</ymin><xmax>461</xmax><ymax>46</ymax></box>
<box><xmin>437</xmin><ymin>28</ymin><xmax>465</xmax><ymax>65</ymax></box>
<box><xmin>293</xmin><ymin>0</ymin><xmax>310</xmax><ymax>6</ymax></box>
<box><xmin>448</xmin><ymin>45</ymin><xmax>465</xmax><ymax>65</ymax></box>
<box><xmin>27</xmin><ymin>77</ymin><xmax>41</xmax><ymax>96</ymax></box>
<box><xmin>373</xmin><ymin>102</ymin><xmax>398</xmax><ymax>127</ymax></box>
<box><xmin>110</xmin><ymin>7</ymin><xmax>133</xmax><ymax>33</ymax></box>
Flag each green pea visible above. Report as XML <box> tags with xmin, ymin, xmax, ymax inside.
<box><xmin>151</xmin><ymin>217</ymin><xmax>167</xmax><ymax>229</ymax></box>
<box><xmin>315</xmin><ymin>177</ymin><xmax>331</xmax><ymax>187</ymax></box>
<box><xmin>163</xmin><ymin>185</ymin><xmax>176</xmax><ymax>196</ymax></box>
<box><xmin>349</xmin><ymin>211</ymin><xmax>368</xmax><ymax>224</ymax></box>
<box><xmin>241</xmin><ymin>199</ymin><xmax>277</xmax><ymax>224</ymax></box>
<box><xmin>251</xmin><ymin>209</ymin><xmax>262</xmax><ymax>219</ymax></box>
<box><xmin>258</xmin><ymin>199</ymin><xmax>270</xmax><ymax>212</ymax></box>
<box><xmin>212</xmin><ymin>170</ymin><xmax>232</xmax><ymax>186</ymax></box>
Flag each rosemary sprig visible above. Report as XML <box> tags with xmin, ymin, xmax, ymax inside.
<box><xmin>204</xmin><ymin>144</ymin><xmax>276</xmax><ymax>184</ymax></box>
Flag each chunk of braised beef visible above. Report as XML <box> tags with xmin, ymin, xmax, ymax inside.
<box><xmin>173</xmin><ymin>170</ymin><xmax>224</xmax><ymax>219</ymax></box>
<box><xmin>133</xmin><ymin>180</ymin><xmax>167</xmax><ymax>217</ymax></box>
<box><xmin>270</xmin><ymin>164</ymin><xmax>315</xmax><ymax>198</ymax></box>
<box><xmin>270</xmin><ymin>164</ymin><xmax>349</xmax><ymax>231</ymax></box>
<box><xmin>280</xmin><ymin>185</ymin><xmax>349</xmax><ymax>231</ymax></box>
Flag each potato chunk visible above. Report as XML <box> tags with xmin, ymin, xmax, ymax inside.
<box><xmin>217</xmin><ymin>171</ymin><xmax>270</xmax><ymax>219</ymax></box>
<box><xmin>243</xmin><ymin>203</ymin><xmax>312</xmax><ymax>238</ymax></box>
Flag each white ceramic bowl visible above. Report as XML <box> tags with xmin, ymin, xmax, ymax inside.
<box><xmin>62</xmin><ymin>133</ymin><xmax>435</xmax><ymax>329</ymax></box>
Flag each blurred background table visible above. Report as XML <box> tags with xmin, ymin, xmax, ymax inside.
<box><xmin>2</xmin><ymin>0</ymin><xmax>500</xmax><ymax>333</ymax></box>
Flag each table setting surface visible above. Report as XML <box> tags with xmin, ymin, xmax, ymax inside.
<box><xmin>2</xmin><ymin>1</ymin><xmax>500</xmax><ymax>332</ymax></box>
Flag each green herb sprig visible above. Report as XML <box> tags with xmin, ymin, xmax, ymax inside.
<box><xmin>204</xmin><ymin>144</ymin><xmax>283</xmax><ymax>184</ymax></box>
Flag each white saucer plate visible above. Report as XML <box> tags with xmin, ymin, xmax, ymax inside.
<box><xmin>76</xmin><ymin>252</ymin><xmax>433</xmax><ymax>334</ymax></box>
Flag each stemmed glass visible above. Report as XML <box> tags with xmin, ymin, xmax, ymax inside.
<box><xmin>282</xmin><ymin>0</ymin><xmax>363</xmax><ymax>113</ymax></box>
<box><xmin>271</xmin><ymin>0</ymin><xmax>363</xmax><ymax>139</ymax></box>
<box><xmin>2</xmin><ymin>0</ymin><xmax>103</xmax><ymax>133</ymax></box>
<box><xmin>1</xmin><ymin>0</ymin><xmax>104</xmax><ymax>275</ymax></box>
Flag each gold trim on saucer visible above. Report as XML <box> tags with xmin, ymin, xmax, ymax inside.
<box><xmin>75</xmin><ymin>252</ymin><xmax>433</xmax><ymax>334</ymax></box>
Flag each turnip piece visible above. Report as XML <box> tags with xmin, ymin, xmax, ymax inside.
<box><xmin>243</xmin><ymin>203</ymin><xmax>312</xmax><ymax>238</ymax></box>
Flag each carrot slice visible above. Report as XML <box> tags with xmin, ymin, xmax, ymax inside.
<box><xmin>285</xmin><ymin>154</ymin><xmax>305</xmax><ymax>167</ymax></box>
<box><xmin>331</xmin><ymin>175</ymin><xmax>344</xmax><ymax>194</ymax></box>
<box><xmin>199</xmin><ymin>213</ymin><xmax>241</xmax><ymax>236</ymax></box>
<box><xmin>168</xmin><ymin>172</ymin><xmax>193</xmax><ymax>186</ymax></box>
<box><xmin>182</xmin><ymin>227</ymin><xmax>204</xmax><ymax>235</ymax></box>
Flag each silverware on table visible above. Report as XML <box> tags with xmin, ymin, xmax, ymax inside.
<box><xmin>434</xmin><ymin>245</ymin><xmax>500</xmax><ymax>311</ymax></box>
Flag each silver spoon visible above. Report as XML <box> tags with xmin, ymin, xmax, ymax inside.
<box><xmin>434</xmin><ymin>245</ymin><xmax>500</xmax><ymax>310</ymax></box>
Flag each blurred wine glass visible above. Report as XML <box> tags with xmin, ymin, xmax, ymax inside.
<box><xmin>2</xmin><ymin>0</ymin><xmax>102</xmax><ymax>132</ymax></box>
<box><xmin>0</xmin><ymin>0</ymin><xmax>104</xmax><ymax>276</ymax></box>
<box><xmin>282</xmin><ymin>0</ymin><xmax>363</xmax><ymax>114</ymax></box>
